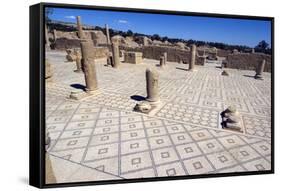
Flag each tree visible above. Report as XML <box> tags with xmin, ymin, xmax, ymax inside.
<box><xmin>255</xmin><ymin>40</ymin><xmax>269</xmax><ymax>53</ymax></box>
<box><xmin>127</xmin><ymin>30</ymin><xmax>133</xmax><ymax>36</ymax></box>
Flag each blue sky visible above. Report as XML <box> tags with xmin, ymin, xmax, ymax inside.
<box><xmin>48</xmin><ymin>7</ymin><xmax>271</xmax><ymax>47</ymax></box>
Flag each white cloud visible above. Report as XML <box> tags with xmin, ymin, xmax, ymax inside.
<box><xmin>118</xmin><ymin>19</ymin><xmax>128</xmax><ymax>24</ymax></box>
<box><xmin>65</xmin><ymin>16</ymin><xmax>76</xmax><ymax>19</ymax></box>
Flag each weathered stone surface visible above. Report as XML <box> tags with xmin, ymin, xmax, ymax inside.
<box><xmin>105</xmin><ymin>24</ymin><xmax>111</xmax><ymax>44</ymax></box>
<box><xmin>124</xmin><ymin>52</ymin><xmax>143</xmax><ymax>64</ymax></box>
<box><xmin>107</xmin><ymin>56</ymin><xmax>113</xmax><ymax>67</ymax></box>
<box><xmin>146</xmin><ymin>68</ymin><xmax>160</xmax><ymax>103</ymax></box>
<box><xmin>159</xmin><ymin>56</ymin><xmax>165</xmax><ymax>68</ymax></box>
<box><xmin>189</xmin><ymin>44</ymin><xmax>196</xmax><ymax>71</ymax></box>
<box><xmin>53</xmin><ymin>29</ymin><xmax>57</xmax><ymax>41</ymax></box>
<box><xmin>76</xmin><ymin>16</ymin><xmax>85</xmax><ymax>39</ymax></box>
<box><xmin>65</xmin><ymin>49</ymin><xmax>77</xmax><ymax>62</ymax></box>
<box><xmin>80</xmin><ymin>40</ymin><xmax>98</xmax><ymax>92</ymax></box>
<box><xmin>221</xmin><ymin>106</ymin><xmax>243</xmax><ymax>132</ymax></box>
<box><xmin>226</xmin><ymin>53</ymin><xmax>271</xmax><ymax>72</ymax></box>
<box><xmin>45</xmin><ymin>59</ymin><xmax>53</xmax><ymax>80</ymax></box>
<box><xmin>255</xmin><ymin>59</ymin><xmax>265</xmax><ymax>80</ymax></box>
<box><xmin>45</xmin><ymin>24</ymin><xmax>50</xmax><ymax>49</ymax></box>
<box><xmin>112</xmin><ymin>42</ymin><xmax>120</xmax><ymax>68</ymax></box>
<box><xmin>45</xmin><ymin>153</ymin><xmax>57</xmax><ymax>184</ymax></box>
<box><xmin>134</xmin><ymin>102</ymin><xmax>152</xmax><ymax>113</ymax></box>
<box><xmin>45</xmin><ymin>130</ymin><xmax>51</xmax><ymax>150</ymax></box>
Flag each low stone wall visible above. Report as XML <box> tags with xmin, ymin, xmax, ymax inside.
<box><xmin>52</xmin><ymin>38</ymin><xmax>81</xmax><ymax>50</ymax></box>
<box><xmin>120</xmin><ymin>45</ymin><xmax>205</xmax><ymax>65</ymax></box>
<box><xmin>226</xmin><ymin>53</ymin><xmax>272</xmax><ymax>72</ymax></box>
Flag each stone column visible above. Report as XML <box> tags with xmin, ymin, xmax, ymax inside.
<box><xmin>160</xmin><ymin>56</ymin><xmax>165</xmax><ymax>68</ymax></box>
<box><xmin>53</xmin><ymin>29</ymin><xmax>57</xmax><ymax>41</ymax></box>
<box><xmin>112</xmin><ymin>42</ymin><xmax>120</xmax><ymax>68</ymax></box>
<box><xmin>76</xmin><ymin>16</ymin><xmax>85</xmax><ymax>39</ymax></box>
<box><xmin>45</xmin><ymin>59</ymin><xmax>53</xmax><ymax>83</ymax></box>
<box><xmin>105</xmin><ymin>24</ymin><xmax>111</xmax><ymax>44</ymax></box>
<box><xmin>189</xmin><ymin>44</ymin><xmax>196</xmax><ymax>71</ymax></box>
<box><xmin>255</xmin><ymin>59</ymin><xmax>265</xmax><ymax>80</ymax></box>
<box><xmin>74</xmin><ymin>49</ymin><xmax>82</xmax><ymax>73</ymax></box>
<box><xmin>163</xmin><ymin>52</ymin><xmax>167</xmax><ymax>66</ymax></box>
<box><xmin>146</xmin><ymin>68</ymin><xmax>160</xmax><ymax>103</ymax></box>
<box><xmin>45</xmin><ymin>24</ymin><xmax>50</xmax><ymax>48</ymax></box>
<box><xmin>80</xmin><ymin>41</ymin><xmax>98</xmax><ymax>92</ymax></box>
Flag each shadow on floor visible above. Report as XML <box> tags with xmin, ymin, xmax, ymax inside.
<box><xmin>176</xmin><ymin>67</ymin><xmax>188</xmax><ymax>71</ymax></box>
<box><xmin>70</xmin><ymin>84</ymin><xmax>86</xmax><ymax>90</ymax></box>
<box><xmin>130</xmin><ymin>95</ymin><xmax>146</xmax><ymax>101</ymax></box>
<box><xmin>243</xmin><ymin>74</ymin><xmax>255</xmax><ymax>78</ymax></box>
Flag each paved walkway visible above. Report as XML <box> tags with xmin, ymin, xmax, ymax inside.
<box><xmin>46</xmin><ymin>50</ymin><xmax>271</xmax><ymax>183</ymax></box>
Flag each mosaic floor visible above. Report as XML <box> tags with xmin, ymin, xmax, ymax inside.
<box><xmin>46</xmin><ymin>50</ymin><xmax>272</xmax><ymax>183</ymax></box>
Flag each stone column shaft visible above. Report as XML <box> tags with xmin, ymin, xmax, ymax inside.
<box><xmin>76</xmin><ymin>16</ymin><xmax>85</xmax><ymax>39</ymax></box>
<box><xmin>189</xmin><ymin>44</ymin><xmax>196</xmax><ymax>71</ymax></box>
<box><xmin>45</xmin><ymin>24</ymin><xmax>50</xmax><ymax>47</ymax></box>
<box><xmin>106</xmin><ymin>24</ymin><xmax>111</xmax><ymax>44</ymax></box>
<box><xmin>146</xmin><ymin>68</ymin><xmax>160</xmax><ymax>102</ymax></box>
<box><xmin>255</xmin><ymin>59</ymin><xmax>265</xmax><ymax>79</ymax></box>
<box><xmin>53</xmin><ymin>29</ymin><xmax>57</xmax><ymax>41</ymax></box>
<box><xmin>163</xmin><ymin>52</ymin><xmax>167</xmax><ymax>65</ymax></box>
<box><xmin>112</xmin><ymin>42</ymin><xmax>120</xmax><ymax>68</ymax></box>
<box><xmin>80</xmin><ymin>41</ymin><xmax>98</xmax><ymax>92</ymax></box>
<box><xmin>160</xmin><ymin>56</ymin><xmax>165</xmax><ymax>68</ymax></box>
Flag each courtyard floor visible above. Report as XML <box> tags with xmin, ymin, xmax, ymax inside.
<box><xmin>45</xmin><ymin>50</ymin><xmax>271</xmax><ymax>183</ymax></box>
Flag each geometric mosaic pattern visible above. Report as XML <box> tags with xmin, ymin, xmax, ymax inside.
<box><xmin>46</xmin><ymin>51</ymin><xmax>272</xmax><ymax>183</ymax></box>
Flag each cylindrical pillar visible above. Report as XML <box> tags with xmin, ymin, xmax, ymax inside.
<box><xmin>106</xmin><ymin>24</ymin><xmax>111</xmax><ymax>44</ymax></box>
<box><xmin>189</xmin><ymin>44</ymin><xmax>196</xmax><ymax>71</ymax></box>
<box><xmin>160</xmin><ymin>56</ymin><xmax>165</xmax><ymax>68</ymax></box>
<box><xmin>146</xmin><ymin>68</ymin><xmax>160</xmax><ymax>102</ymax></box>
<box><xmin>255</xmin><ymin>59</ymin><xmax>265</xmax><ymax>79</ymax></box>
<box><xmin>76</xmin><ymin>16</ymin><xmax>85</xmax><ymax>39</ymax></box>
<box><xmin>80</xmin><ymin>41</ymin><xmax>98</xmax><ymax>92</ymax></box>
<box><xmin>45</xmin><ymin>24</ymin><xmax>50</xmax><ymax>48</ymax></box>
<box><xmin>112</xmin><ymin>42</ymin><xmax>120</xmax><ymax>68</ymax></box>
<box><xmin>163</xmin><ymin>52</ymin><xmax>167</xmax><ymax>65</ymax></box>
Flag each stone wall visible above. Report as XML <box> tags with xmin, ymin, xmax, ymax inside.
<box><xmin>120</xmin><ymin>45</ymin><xmax>205</xmax><ymax>65</ymax></box>
<box><xmin>226</xmin><ymin>53</ymin><xmax>272</xmax><ymax>72</ymax></box>
<box><xmin>50</xmin><ymin>30</ymin><xmax>107</xmax><ymax>50</ymax></box>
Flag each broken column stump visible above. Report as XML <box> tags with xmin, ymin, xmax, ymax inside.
<box><xmin>76</xmin><ymin>16</ymin><xmax>85</xmax><ymax>39</ymax></box>
<box><xmin>221</xmin><ymin>106</ymin><xmax>243</xmax><ymax>133</ymax></box>
<box><xmin>112</xmin><ymin>42</ymin><xmax>120</xmax><ymax>68</ymax></box>
<box><xmin>81</xmin><ymin>41</ymin><xmax>98</xmax><ymax>93</ymax></box>
<box><xmin>189</xmin><ymin>44</ymin><xmax>197</xmax><ymax>71</ymax></box>
<box><xmin>45</xmin><ymin>59</ymin><xmax>53</xmax><ymax>83</ymax></box>
<box><xmin>146</xmin><ymin>68</ymin><xmax>160</xmax><ymax>103</ymax></box>
<box><xmin>254</xmin><ymin>59</ymin><xmax>265</xmax><ymax>80</ymax></box>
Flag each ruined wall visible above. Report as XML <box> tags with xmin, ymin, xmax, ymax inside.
<box><xmin>226</xmin><ymin>53</ymin><xmax>272</xmax><ymax>72</ymax></box>
<box><xmin>50</xmin><ymin>30</ymin><xmax>107</xmax><ymax>50</ymax></box>
<box><xmin>119</xmin><ymin>45</ymin><xmax>204</xmax><ymax>65</ymax></box>
<box><xmin>217</xmin><ymin>49</ymin><xmax>231</xmax><ymax>57</ymax></box>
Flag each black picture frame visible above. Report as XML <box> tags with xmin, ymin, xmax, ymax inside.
<box><xmin>30</xmin><ymin>2</ymin><xmax>274</xmax><ymax>189</ymax></box>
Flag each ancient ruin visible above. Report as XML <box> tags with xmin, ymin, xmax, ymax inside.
<box><xmin>189</xmin><ymin>44</ymin><xmax>197</xmax><ymax>71</ymax></box>
<box><xmin>255</xmin><ymin>59</ymin><xmax>266</xmax><ymax>79</ymax></box>
<box><xmin>111</xmin><ymin>42</ymin><xmax>120</xmax><ymax>68</ymax></box>
<box><xmin>105</xmin><ymin>24</ymin><xmax>111</xmax><ymax>44</ymax></box>
<box><xmin>221</xmin><ymin>106</ymin><xmax>243</xmax><ymax>132</ymax></box>
<box><xmin>45</xmin><ymin>13</ymin><xmax>272</xmax><ymax>183</ymax></box>
<box><xmin>76</xmin><ymin>16</ymin><xmax>85</xmax><ymax>39</ymax></box>
<box><xmin>80</xmin><ymin>40</ymin><xmax>98</xmax><ymax>92</ymax></box>
<box><xmin>146</xmin><ymin>68</ymin><xmax>160</xmax><ymax>103</ymax></box>
<box><xmin>124</xmin><ymin>52</ymin><xmax>143</xmax><ymax>64</ymax></box>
